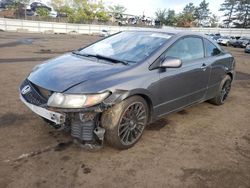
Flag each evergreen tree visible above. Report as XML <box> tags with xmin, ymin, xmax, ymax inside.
<box><xmin>219</xmin><ymin>0</ymin><xmax>236</xmax><ymax>27</ymax></box>
<box><xmin>183</xmin><ymin>3</ymin><xmax>196</xmax><ymax>15</ymax></box>
<box><xmin>176</xmin><ymin>3</ymin><xmax>196</xmax><ymax>27</ymax></box>
<box><xmin>194</xmin><ymin>0</ymin><xmax>210</xmax><ymax>26</ymax></box>
<box><xmin>165</xmin><ymin>9</ymin><xmax>176</xmax><ymax>26</ymax></box>
<box><xmin>210</xmin><ymin>14</ymin><xmax>219</xmax><ymax>27</ymax></box>
<box><xmin>233</xmin><ymin>0</ymin><xmax>250</xmax><ymax>28</ymax></box>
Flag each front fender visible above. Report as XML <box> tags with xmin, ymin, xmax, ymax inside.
<box><xmin>103</xmin><ymin>89</ymin><xmax>156</xmax><ymax>122</ymax></box>
<box><xmin>103</xmin><ymin>89</ymin><xmax>155</xmax><ymax>105</ymax></box>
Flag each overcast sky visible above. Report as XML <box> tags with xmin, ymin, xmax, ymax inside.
<box><xmin>41</xmin><ymin>0</ymin><xmax>225</xmax><ymax>18</ymax></box>
<box><xmin>102</xmin><ymin>0</ymin><xmax>225</xmax><ymax>18</ymax></box>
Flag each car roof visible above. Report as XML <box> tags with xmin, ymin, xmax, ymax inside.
<box><xmin>122</xmin><ymin>29</ymin><xmax>219</xmax><ymax>47</ymax></box>
<box><xmin>125</xmin><ymin>28</ymin><xmax>206</xmax><ymax>37</ymax></box>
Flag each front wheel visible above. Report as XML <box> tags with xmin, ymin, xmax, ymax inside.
<box><xmin>101</xmin><ymin>96</ymin><xmax>148</xmax><ymax>149</ymax></box>
<box><xmin>209</xmin><ymin>75</ymin><xmax>232</xmax><ymax>105</ymax></box>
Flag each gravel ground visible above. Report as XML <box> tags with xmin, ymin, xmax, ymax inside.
<box><xmin>0</xmin><ymin>31</ymin><xmax>250</xmax><ymax>188</ymax></box>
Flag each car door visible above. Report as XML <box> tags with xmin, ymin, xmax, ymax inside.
<box><xmin>154</xmin><ymin>36</ymin><xmax>211</xmax><ymax>117</ymax></box>
<box><xmin>203</xmin><ymin>38</ymin><xmax>232</xmax><ymax>100</ymax></box>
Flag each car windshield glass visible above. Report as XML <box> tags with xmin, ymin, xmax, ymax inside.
<box><xmin>79</xmin><ymin>31</ymin><xmax>172</xmax><ymax>63</ymax></box>
<box><xmin>222</xmin><ymin>36</ymin><xmax>230</xmax><ymax>39</ymax></box>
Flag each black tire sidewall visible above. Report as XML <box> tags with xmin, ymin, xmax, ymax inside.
<box><xmin>209</xmin><ymin>75</ymin><xmax>232</xmax><ymax>105</ymax></box>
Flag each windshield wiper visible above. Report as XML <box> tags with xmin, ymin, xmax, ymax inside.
<box><xmin>72</xmin><ymin>51</ymin><xmax>128</xmax><ymax>65</ymax></box>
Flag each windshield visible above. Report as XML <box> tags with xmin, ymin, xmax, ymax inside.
<box><xmin>79</xmin><ymin>31</ymin><xmax>172</xmax><ymax>63</ymax></box>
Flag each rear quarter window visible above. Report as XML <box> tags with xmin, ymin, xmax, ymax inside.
<box><xmin>204</xmin><ymin>39</ymin><xmax>222</xmax><ymax>57</ymax></box>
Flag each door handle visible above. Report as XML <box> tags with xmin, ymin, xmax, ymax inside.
<box><xmin>201</xmin><ymin>63</ymin><xmax>207</xmax><ymax>71</ymax></box>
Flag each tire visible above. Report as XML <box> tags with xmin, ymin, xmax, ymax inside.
<box><xmin>209</xmin><ymin>75</ymin><xmax>232</xmax><ymax>105</ymax></box>
<box><xmin>101</xmin><ymin>96</ymin><xmax>149</xmax><ymax>149</ymax></box>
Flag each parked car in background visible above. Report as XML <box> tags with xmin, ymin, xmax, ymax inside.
<box><xmin>229</xmin><ymin>36</ymin><xmax>240</xmax><ymax>46</ymax></box>
<box><xmin>242</xmin><ymin>39</ymin><xmax>250</xmax><ymax>48</ymax></box>
<box><xmin>25</xmin><ymin>5</ymin><xmax>34</xmax><ymax>16</ymax></box>
<box><xmin>245</xmin><ymin>45</ymin><xmax>250</xmax><ymax>53</ymax></box>
<box><xmin>206</xmin><ymin>33</ymin><xmax>221</xmax><ymax>37</ymax></box>
<box><xmin>231</xmin><ymin>37</ymin><xmax>250</xmax><ymax>48</ymax></box>
<box><xmin>25</xmin><ymin>9</ymin><xmax>34</xmax><ymax>16</ymax></box>
<box><xmin>19</xmin><ymin>30</ymin><xmax>235</xmax><ymax>149</ymax></box>
<box><xmin>212</xmin><ymin>33</ymin><xmax>221</xmax><ymax>42</ymax></box>
<box><xmin>57</xmin><ymin>12</ymin><xmax>67</xmax><ymax>17</ymax></box>
<box><xmin>49</xmin><ymin>10</ymin><xmax>57</xmax><ymax>18</ymax></box>
<box><xmin>206</xmin><ymin>33</ymin><xmax>221</xmax><ymax>42</ymax></box>
<box><xmin>0</xmin><ymin>0</ymin><xmax>15</xmax><ymax>8</ymax></box>
<box><xmin>100</xmin><ymin>29</ymin><xmax>110</xmax><ymax>37</ymax></box>
<box><xmin>217</xmin><ymin>36</ymin><xmax>236</xmax><ymax>46</ymax></box>
<box><xmin>25</xmin><ymin>2</ymin><xmax>57</xmax><ymax>18</ymax></box>
<box><xmin>30</xmin><ymin>2</ymin><xmax>52</xmax><ymax>12</ymax></box>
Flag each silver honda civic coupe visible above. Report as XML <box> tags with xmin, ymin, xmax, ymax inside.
<box><xmin>19</xmin><ymin>30</ymin><xmax>235</xmax><ymax>149</ymax></box>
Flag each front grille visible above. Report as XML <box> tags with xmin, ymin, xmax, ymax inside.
<box><xmin>31</xmin><ymin>83</ymin><xmax>52</xmax><ymax>99</ymax></box>
<box><xmin>71</xmin><ymin>120</ymin><xmax>95</xmax><ymax>141</ymax></box>
<box><xmin>20</xmin><ymin>79</ymin><xmax>48</xmax><ymax>106</ymax></box>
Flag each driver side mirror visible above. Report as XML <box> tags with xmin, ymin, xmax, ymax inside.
<box><xmin>160</xmin><ymin>56</ymin><xmax>182</xmax><ymax>68</ymax></box>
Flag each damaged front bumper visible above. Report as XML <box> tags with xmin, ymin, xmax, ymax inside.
<box><xmin>19</xmin><ymin>79</ymin><xmax>126</xmax><ymax>148</ymax></box>
<box><xmin>19</xmin><ymin>89</ymin><xmax>107</xmax><ymax>148</ymax></box>
<box><xmin>20</xmin><ymin>94</ymin><xmax>66</xmax><ymax>125</ymax></box>
<box><xmin>21</xmin><ymin>94</ymin><xmax>106</xmax><ymax>148</ymax></box>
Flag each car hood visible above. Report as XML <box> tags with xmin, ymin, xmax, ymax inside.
<box><xmin>28</xmin><ymin>53</ymin><xmax>128</xmax><ymax>92</ymax></box>
<box><xmin>237</xmin><ymin>40</ymin><xmax>247</xmax><ymax>43</ymax></box>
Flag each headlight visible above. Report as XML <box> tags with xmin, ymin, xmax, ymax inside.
<box><xmin>47</xmin><ymin>92</ymin><xmax>110</xmax><ymax>108</ymax></box>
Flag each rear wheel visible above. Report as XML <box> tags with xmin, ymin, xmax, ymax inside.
<box><xmin>209</xmin><ymin>75</ymin><xmax>232</xmax><ymax>105</ymax></box>
<box><xmin>101</xmin><ymin>96</ymin><xmax>148</xmax><ymax>149</ymax></box>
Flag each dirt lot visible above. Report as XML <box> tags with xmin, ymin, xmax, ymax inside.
<box><xmin>0</xmin><ymin>32</ymin><xmax>250</xmax><ymax>188</ymax></box>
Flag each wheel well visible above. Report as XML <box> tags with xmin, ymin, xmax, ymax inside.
<box><xmin>227</xmin><ymin>72</ymin><xmax>233</xmax><ymax>80</ymax></box>
<box><xmin>136</xmin><ymin>94</ymin><xmax>153</xmax><ymax>123</ymax></box>
<box><xmin>110</xmin><ymin>92</ymin><xmax>154</xmax><ymax>123</ymax></box>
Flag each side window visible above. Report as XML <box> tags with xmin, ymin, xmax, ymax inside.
<box><xmin>204</xmin><ymin>39</ymin><xmax>221</xmax><ymax>57</ymax></box>
<box><xmin>165</xmin><ymin>37</ymin><xmax>204</xmax><ymax>62</ymax></box>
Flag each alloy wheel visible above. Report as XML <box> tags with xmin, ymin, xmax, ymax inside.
<box><xmin>118</xmin><ymin>102</ymin><xmax>147</xmax><ymax>146</ymax></box>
